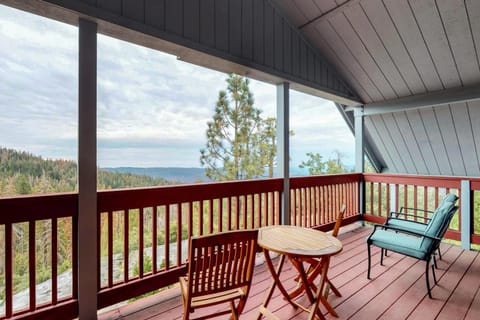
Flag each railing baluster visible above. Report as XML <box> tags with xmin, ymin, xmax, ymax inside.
<box><xmin>187</xmin><ymin>201</ymin><xmax>193</xmax><ymax>242</ymax></box>
<box><xmin>423</xmin><ymin>186</ymin><xmax>428</xmax><ymax>219</ymax></box>
<box><xmin>217</xmin><ymin>198</ymin><xmax>222</xmax><ymax>233</ymax></box>
<box><xmin>108</xmin><ymin>211</ymin><xmax>113</xmax><ymax>287</ymax></box>
<box><xmin>124</xmin><ymin>209</ymin><xmax>129</xmax><ymax>283</ymax></box>
<box><xmin>177</xmin><ymin>204</ymin><xmax>182</xmax><ymax>267</ymax></box>
<box><xmin>234</xmin><ymin>196</ymin><xmax>240</xmax><ymax>230</ymax></box>
<box><xmin>139</xmin><ymin>208</ymin><xmax>144</xmax><ymax>278</ymax></box>
<box><xmin>29</xmin><ymin>221</ymin><xmax>36</xmax><ymax>311</ymax></box>
<box><xmin>97</xmin><ymin>213</ymin><xmax>101</xmax><ymax>290</ymax></box>
<box><xmin>72</xmin><ymin>216</ymin><xmax>78</xmax><ymax>300</ymax></box>
<box><xmin>199</xmin><ymin>201</ymin><xmax>204</xmax><ymax>236</ymax></box>
<box><xmin>395</xmin><ymin>184</ymin><xmax>399</xmax><ymax>213</ymax></box>
<box><xmin>152</xmin><ymin>206</ymin><xmax>158</xmax><ymax>273</ymax></box>
<box><xmin>334</xmin><ymin>184</ymin><xmax>337</xmax><ymax>220</ymax></box>
<box><xmin>208</xmin><ymin>199</ymin><xmax>213</xmax><ymax>234</ymax></box>
<box><xmin>306</xmin><ymin>187</ymin><xmax>310</xmax><ymax>227</ymax></box>
<box><xmin>249</xmin><ymin>195</ymin><xmax>254</xmax><ymax>229</ymax></box>
<box><xmin>52</xmin><ymin>218</ymin><xmax>58</xmax><ymax>304</ymax></box>
<box><xmin>256</xmin><ymin>193</ymin><xmax>261</xmax><ymax>228</ymax></box>
<box><xmin>165</xmin><ymin>205</ymin><xmax>170</xmax><ymax>270</ymax></box>
<box><xmin>386</xmin><ymin>183</ymin><xmax>390</xmax><ymax>215</ymax></box>
<box><xmin>377</xmin><ymin>183</ymin><xmax>382</xmax><ymax>217</ymax></box>
<box><xmin>5</xmin><ymin>222</ymin><xmax>13</xmax><ymax>318</ymax></box>
<box><xmin>414</xmin><ymin>185</ymin><xmax>418</xmax><ymax>221</ymax></box>
<box><xmin>227</xmin><ymin>197</ymin><xmax>231</xmax><ymax>231</ymax></box>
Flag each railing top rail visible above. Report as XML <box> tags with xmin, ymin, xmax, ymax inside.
<box><xmin>290</xmin><ymin>173</ymin><xmax>361</xmax><ymax>188</ymax></box>
<box><xmin>97</xmin><ymin>178</ymin><xmax>283</xmax><ymax>212</ymax></box>
<box><xmin>0</xmin><ymin>192</ymin><xmax>77</xmax><ymax>224</ymax></box>
<box><xmin>363</xmin><ymin>173</ymin><xmax>462</xmax><ymax>188</ymax></box>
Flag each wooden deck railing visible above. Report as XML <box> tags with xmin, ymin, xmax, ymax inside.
<box><xmin>96</xmin><ymin>178</ymin><xmax>283</xmax><ymax>308</ymax></box>
<box><xmin>363</xmin><ymin>173</ymin><xmax>480</xmax><ymax>245</ymax></box>
<box><xmin>289</xmin><ymin>174</ymin><xmax>361</xmax><ymax>229</ymax></box>
<box><xmin>0</xmin><ymin>193</ymin><xmax>78</xmax><ymax>319</ymax></box>
<box><xmin>2</xmin><ymin>172</ymin><xmax>480</xmax><ymax>319</ymax></box>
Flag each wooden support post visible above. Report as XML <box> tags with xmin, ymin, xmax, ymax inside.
<box><xmin>276</xmin><ymin>82</ymin><xmax>290</xmax><ymax>225</ymax></box>
<box><xmin>78</xmin><ymin>18</ymin><xmax>98</xmax><ymax>319</ymax></box>
<box><xmin>354</xmin><ymin>107</ymin><xmax>365</xmax><ymax>215</ymax></box>
<box><xmin>461</xmin><ymin>180</ymin><xmax>471</xmax><ymax>250</ymax></box>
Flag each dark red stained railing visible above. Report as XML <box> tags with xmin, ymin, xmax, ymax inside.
<box><xmin>362</xmin><ymin>173</ymin><xmax>480</xmax><ymax>244</ymax></box>
<box><xmin>0</xmin><ymin>193</ymin><xmax>78</xmax><ymax>320</ymax></box>
<box><xmin>468</xmin><ymin>178</ymin><xmax>480</xmax><ymax>244</ymax></box>
<box><xmin>96</xmin><ymin>178</ymin><xmax>283</xmax><ymax>308</ymax></box>
<box><xmin>2</xmin><ymin>173</ymin><xmax>480</xmax><ymax>319</ymax></box>
<box><xmin>289</xmin><ymin>174</ymin><xmax>361</xmax><ymax>229</ymax></box>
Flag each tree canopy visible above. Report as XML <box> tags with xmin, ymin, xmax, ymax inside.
<box><xmin>299</xmin><ymin>150</ymin><xmax>351</xmax><ymax>175</ymax></box>
<box><xmin>200</xmin><ymin>74</ymin><xmax>277</xmax><ymax>181</ymax></box>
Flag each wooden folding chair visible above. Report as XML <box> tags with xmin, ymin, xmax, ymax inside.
<box><xmin>179</xmin><ymin>229</ymin><xmax>258</xmax><ymax>320</ymax></box>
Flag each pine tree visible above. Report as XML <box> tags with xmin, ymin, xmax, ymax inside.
<box><xmin>200</xmin><ymin>74</ymin><xmax>277</xmax><ymax>181</ymax></box>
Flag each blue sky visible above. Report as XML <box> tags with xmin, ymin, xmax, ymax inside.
<box><xmin>0</xmin><ymin>4</ymin><xmax>354</xmax><ymax>170</ymax></box>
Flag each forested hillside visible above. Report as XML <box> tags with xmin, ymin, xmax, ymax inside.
<box><xmin>0</xmin><ymin>147</ymin><xmax>174</xmax><ymax>197</ymax></box>
<box><xmin>0</xmin><ymin>147</ymin><xmax>180</xmax><ymax>304</ymax></box>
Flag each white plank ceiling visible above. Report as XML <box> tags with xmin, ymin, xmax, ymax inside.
<box><xmin>272</xmin><ymin>0</ymin><xmax>480</xmax><ymax>176</ymax></box>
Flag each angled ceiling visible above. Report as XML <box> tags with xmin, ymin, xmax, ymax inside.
<box><xmin>2</xmin><ymin>0</ymin><xmax>480</xmax><ymax>176</ymax></box>
<box><xmin>273</xmin><ymin>0</ymin><xmax>480</xmax><ymax>176</ymax></box>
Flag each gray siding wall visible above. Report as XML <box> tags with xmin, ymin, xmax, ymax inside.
<box><xmin>43</xmin><ymin>0</ymin><xmax>359</xmax><ymax>103</ymax></box>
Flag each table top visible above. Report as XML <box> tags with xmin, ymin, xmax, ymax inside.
<box><xmin>258</xmin><ymin>225</ymin><xmax>343</xmax><ymax>258</ymax></box>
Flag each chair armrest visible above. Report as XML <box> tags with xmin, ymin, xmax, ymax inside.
<box><xmin>391</xmin><ymin>207</ymin><xmax>434</xmax><ymax>217</ymax></box>
<box><xmin>386</xmin><ymin>216</ymin><xmax>429</xmax><ymax>226</ymax></box>
<box><xmin>369</xmin><ymin>224</ymin><xmax>442</xmax><ymax>242</ymax></box>
<box><xmin>370</xmin><ymin>224</ymin><xmax>425</xmax><ymax>238</ymax></box>
<box><xmin>389</xmin><ymin>211</ymin><xmax>432</xmax><ymax>223</ymax></box>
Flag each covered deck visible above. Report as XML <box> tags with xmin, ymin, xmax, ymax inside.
<box><xmin>2</xmin><ymin>0</ymin><xmax>480</xmax><ymax>319</ymax></box>
<box><xmin>99</xmin><ymin>225</ymin><xmax>480</xmax><ymax>320</ymax></box>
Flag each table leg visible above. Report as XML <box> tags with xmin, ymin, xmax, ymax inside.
<box><xmin>256</xmin><ymin>250</ymin><xmax>290</xmax><ymax>320</ymax></box>
<box><xmin>308</xmin><ymin>257</ymin><xmax>337</xmax><ymax>320</ymax></box>
<box><xmin>289</xmin><ymin>258</ymin><xmax>315</xmax><ymax>303</ymax></box>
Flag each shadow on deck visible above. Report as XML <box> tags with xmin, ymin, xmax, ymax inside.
<box><xmin>99</xmin><ymin>225</ymin><xmax>480</xmax><ymax>320</ymax></box>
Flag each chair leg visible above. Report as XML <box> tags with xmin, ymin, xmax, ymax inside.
<box><xmin>367</xmin><ymin>244</ymin><xmax>372</xmax><ymax>279</ymax></box>
<box><xmin>425</xmin><ymin>260</ymin><xmax>432</xmax><ymax>299</ymax></box>
<box><xmin>433</xmin><ymin>255</ymin><xmax>438</xmax><ymax>269</ymax></box>
<box><xmin>432</xmin><ymin>262</ymin><xmax>437</xmax><ymax>285</ymax></box>
<box><xmin>380</xmin><ymin>248</ymin><xmax>384</xmax><ymax>266</ymax></box>
<box><xmin>438</xmin><ymin>247</ymin><xmax>442</xmax><ymax>260</ymax></box>
<box><xmin>230</xmin><ymin>301</ymin><xmax>239</xmax><ymax>320</ymax></box>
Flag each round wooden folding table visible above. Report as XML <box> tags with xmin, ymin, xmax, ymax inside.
<box><xmin>256</xmin><ymin>225</ymin><xmax>343</xmax><ymax>320</ymax></box>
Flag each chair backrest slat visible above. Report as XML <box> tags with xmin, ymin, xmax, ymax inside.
<box><xmin>332</xmin><ymin>204</ymin><xmax>346</xmax><ymax>238</ymax></box>
<box><xmin>187</xmin><ymin>229</ymin><xmax>258</xmax><ymax>297</ymax></box>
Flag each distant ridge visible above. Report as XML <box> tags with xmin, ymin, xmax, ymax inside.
<box><xmin>102</xmin><ymin>167</ymin><xmax>209</xmax><ymax>184</ymax></box>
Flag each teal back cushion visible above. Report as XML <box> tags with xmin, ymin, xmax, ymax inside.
<box><xmin>440</xmin><ymin>193</ymin><xmax>458</xmax><ymax>205</ymax></box>
<box><xmin>420</xmin><ymin>194</ymin><xmax>458</xmax><ymax>251</ymax></box>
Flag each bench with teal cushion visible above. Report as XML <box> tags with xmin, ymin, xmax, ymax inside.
<box><xmin>366</xmin><ymin>194</ymin><xmax>458</xmax><ymax>298</ymax></box>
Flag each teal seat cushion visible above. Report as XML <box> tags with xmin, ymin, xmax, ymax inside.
<box><xmin>369</xmin><ymin>230</ymin><xmax>428</xmax><ymax>260</ymax></box>
<box><xmin>387</xmin><ymin>219</ymin><xmax>427</xmax><ymax>233</ymax></box>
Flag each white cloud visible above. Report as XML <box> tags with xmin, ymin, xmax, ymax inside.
<box><xmin>0</xmin><ymin>4</ymin><xmax>355</xmax><ymax>169</ymax></box>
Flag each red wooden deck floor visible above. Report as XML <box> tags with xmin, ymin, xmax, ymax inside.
<box><xmin>99</xmin><ymin>226</ymin><xmax>480</xmax><ymax>320</ymax></box>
